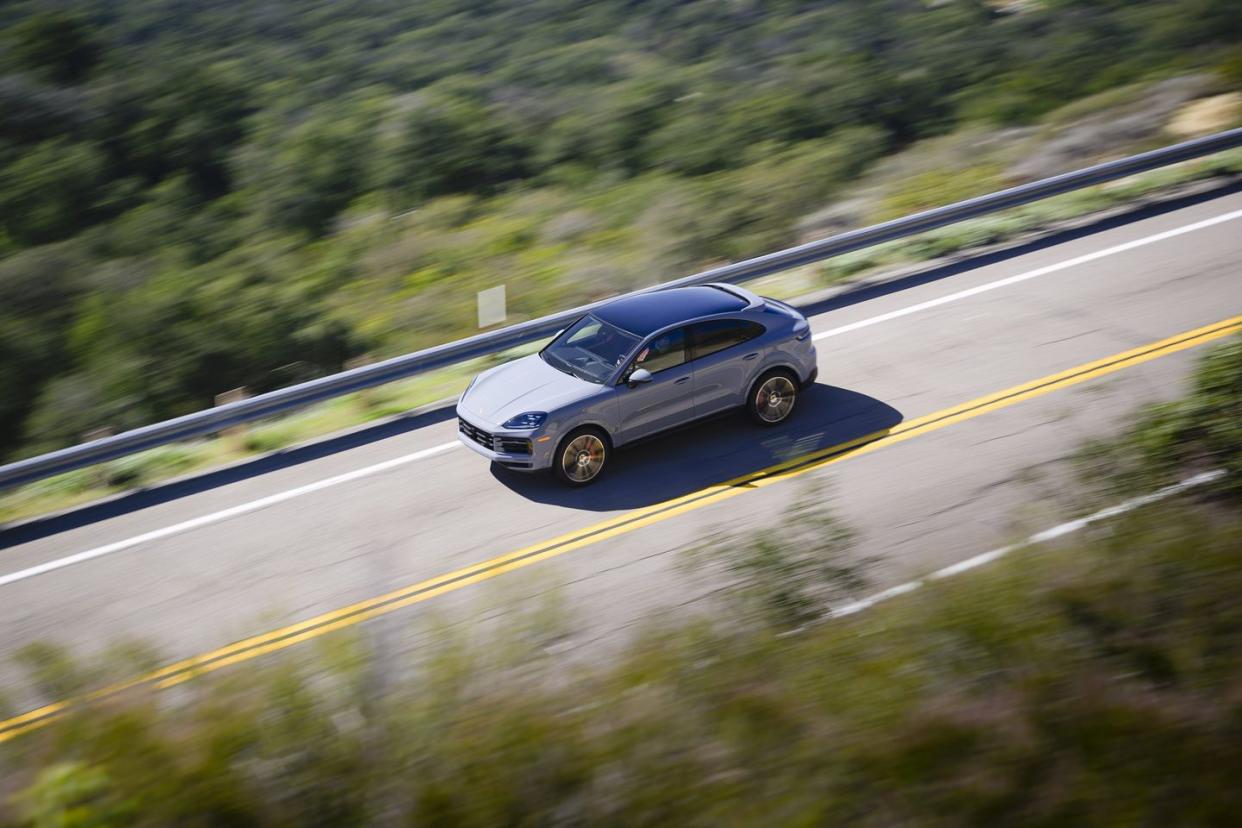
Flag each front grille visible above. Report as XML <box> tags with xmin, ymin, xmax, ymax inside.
<box><xmin>458</xmin><ymin>417</ymin><xmax>493</xmax><ymax>449</ymax></box>
<box><xmin>458</xmin><ymin>417</ymin><xmax>531</xmax><ymax>455</ymax></box>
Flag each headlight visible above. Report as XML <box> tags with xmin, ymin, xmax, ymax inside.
<box><xmin>503</xmin><ymin>411</ymin><xmax>548</xmax><ymax>429</ymax></box>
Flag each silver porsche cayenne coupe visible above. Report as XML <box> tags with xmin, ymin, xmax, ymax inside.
<box><xmin>456</xmin><ymin>283</ymin><xmax>818</xmax><ymax>486</ymax></box>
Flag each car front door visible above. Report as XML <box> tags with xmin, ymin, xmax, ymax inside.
<box><xmin>614</xmin><ymin>327</ymin><xmax>694</xmax><ymax>442</ymax></box>
<box><xmin>687</xmin><ymin>319</ymin><xmax>766</xmax><ymax>416</ymax></box>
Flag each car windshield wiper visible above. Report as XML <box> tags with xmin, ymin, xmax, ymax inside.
<box><xmin>543</xmin><ymin>352</ymin><xmax>580</xmax><ymax>379</ymax></box>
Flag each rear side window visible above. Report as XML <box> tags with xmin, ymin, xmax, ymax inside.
<box><xmin>689</xmin><ymin>319</ymin><xmax>765</xmax><ymax>359</ymax></box>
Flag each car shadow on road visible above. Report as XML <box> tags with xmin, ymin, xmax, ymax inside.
<box><xmin>490</xmin><ymin>383</ymin><xmax>903</xmax><ymax>511</ymax></box>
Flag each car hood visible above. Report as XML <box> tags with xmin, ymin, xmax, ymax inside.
<box><xmin>458</xmin><ymin>354</ymin><xmax>600</xmax><ymax>425</ymax></box>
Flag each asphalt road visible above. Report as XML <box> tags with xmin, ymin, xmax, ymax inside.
<box><xmin>1</xmin><ymin>186</ymin><xmax>1241</xmax><ymax>719</ymax></box>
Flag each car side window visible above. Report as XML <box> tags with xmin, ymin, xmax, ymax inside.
<box><xmin>623</xmin><ymin>327</ymin><xmax>688</xmax><ymax>381</ymax></box>
<box><xmin>690</xmin><ymin>319</ymin><xmax>765</xmax><ymax>359</ymax></box>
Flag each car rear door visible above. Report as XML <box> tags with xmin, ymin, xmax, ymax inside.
<box><xmin>614</xmin><ymin>327</ymin><xmax>694</xmax><ymax>443</ymax></box>
<box><xmin>687</xmin><ymin>319</ymin><xmax>766</xmax><ymax>416</ymax></box>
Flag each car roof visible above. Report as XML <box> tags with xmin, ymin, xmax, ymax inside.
<box><xmin>593</xmin><ymin>285</ymin><xmax>749</xmax><ymax>337</ymax></box>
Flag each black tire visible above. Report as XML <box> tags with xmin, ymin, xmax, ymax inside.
<box><xmin>747</xmin><ymin>369</ymin><xmax>799</xmax><ymax>426</ymax></box>
<box><xmin>551</xmin><ymin>426</ymin><xmax>611</xmax><ymax>486</ymax></box>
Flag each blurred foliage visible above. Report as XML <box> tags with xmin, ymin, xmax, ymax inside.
<box><xmin>683</xmin><ymin>481</ymin><xmax>869</xmax><ymax>629</ymax></box>
<box><xmin>817</xmin><ymin>147</ymin><xmax>1242</xmax><ymax>284</ymax></box>
<box><xmin>1078</xmin><ymin>333</ymin><xmax>1242</xmax><ymax>501</ymax></box>
<box><xmin>875</xmin><ymin>163</ymin><xmax>1005</xmax><ymax>222</ymax></box>
<box><xmin>14</xmin><ymin>763</ymin><xmax>133</xmax><ymax>828</ymax></box>
<box><xmin>0</xmin><ymin>0</ymin><xmax>1239</xmax><ymax>460</ymax></box>
<box><xmin>7</xmin><ymin>12</ymin><xmax>100</xmax><ymax>86</ymax></box>
<box><xmin>2</xmin><ymin>498</ymin><xmax>1239</xmax><ymax>824</ymax></box>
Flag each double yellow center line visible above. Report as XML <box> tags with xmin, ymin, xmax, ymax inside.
<box><xmin>2</xmin><ymin>314</ymin><xmax>1238</xmax><ymax>744</ymax></box>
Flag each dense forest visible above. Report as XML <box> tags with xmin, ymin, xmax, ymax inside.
<box><xmin>1</xmin><ymin>0</ymin><xmax>1239</xmax><ymax>461</ymax></box>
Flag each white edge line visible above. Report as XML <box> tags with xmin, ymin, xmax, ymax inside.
<box><xmin>812</xmin><ymin>207</ymin><xmax>1242</xmax><ymax>341</ymax></box>
<box><xmin>828</xmin><ymin>469</ymin><xmax>1226</xmax><ymax>619</ymax></box>
<box><xmin>4</xmin><ymin>206</ymin><xmax>1240</xmax><ymax>588</ymax></box>
<box><xmin>0</xmin><ymin>441</ymin><xmax>461</xmax><ymax>587</ymax></box>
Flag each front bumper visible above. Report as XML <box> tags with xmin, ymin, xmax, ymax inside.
<box><xmin>456</xmin><ymin>413</ymin><xmax>555</xmax><ymax>471</ymax></box>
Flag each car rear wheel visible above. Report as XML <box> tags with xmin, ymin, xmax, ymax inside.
<box><xmin>552</xmin><ymin>426</ymin><xmax>610</xmax><ymax>486</ymax></box>
<box><xmin>747</xmin><ymin>370</ymin><xmax>798</xmax><ymax>426</ymax></box>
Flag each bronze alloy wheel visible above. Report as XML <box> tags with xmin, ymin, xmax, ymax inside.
<box><xmin>753</xmin><ymin>373</ymin><xmax>797</xmax><ymax>424</ymax></box>
<box><xmin>559</xmin><ymin>432</ymin><xmax>607</xmax><ymax>484</ymax></box>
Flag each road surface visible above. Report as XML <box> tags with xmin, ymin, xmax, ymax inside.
<box><xmin>1</xmin><ymin>185</ymin><xmax>1240</xmax><ymax>728</ymax></box>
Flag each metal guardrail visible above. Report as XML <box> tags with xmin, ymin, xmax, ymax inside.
<box><xmin>2</xmin><ymin>128</ymin><xmax>1240</xmax><ymax>489</ymax></box>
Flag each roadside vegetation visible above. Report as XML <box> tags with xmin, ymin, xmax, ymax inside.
<box><xmin>2</xmin><ymin>501</ymin><xmax>1237</xmax><ymax>825</ymax></box>
<box><xmin>1077</xmin><ymin>332</ymin><xmax>1242</xmax><ymax>503</ymax></box>
<box><xmin>2</xmin><ymin>0</ymin><xmax>1241</xmax><ymax>468</ymax></box>
<box><xmin>809</xmin><ymin>148</ymin><xmax>1242</xmax><ymax>288</ymax></box>
<box><xmin>3</xmin><ymin>338</ymin><xmax>1240</xmax><ymax>826</ymax></box>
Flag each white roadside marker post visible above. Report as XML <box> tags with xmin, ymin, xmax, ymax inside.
<box><xmin>478</xmin><ymin>285</ymin><xmax>507</xmax><ymax>329</ymax></box>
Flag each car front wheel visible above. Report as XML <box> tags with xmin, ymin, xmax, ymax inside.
<box><xmin>552</xmin><ymin>426</ymin><xmax>610</xmax><ymax>486</ymax></box>
<box><xmin>747</xmin><ymin>370</ymin><xmax>798</xmax><ymax>426</ymax></box>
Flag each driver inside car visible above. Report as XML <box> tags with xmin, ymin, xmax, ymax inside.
<box><xmin>633</xmin><ymin>330</ymin><xmax>684</xmax><ymax>374</ymax></box>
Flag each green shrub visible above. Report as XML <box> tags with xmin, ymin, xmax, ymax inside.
<box><xmin>14</xmin><ymin>762</ymin><xmax>134</xmax><ymax>828</ymax></box>
<box><xmin>683</xmin><ymin>482</ymin><xmax>868</xmax><ymax>629</ymax></box>
<box><xmin>1078</xmin><ymin>334</ymin><xmax>1242</xmax><ymax>500</ymax></box>
<box><xmin>99</xmin><ymin>446</ymin><xmax>199</xmax><ymax>489</ymax></box>
<box><xmin>874</xmin><ymin>164</ymin><xmax>1005</xmax><ymax>223</ymax></box>
<box><xmin>243</xmin><ymin>425</ymin><xmax>298</xmax><ymax>454</ymax></box>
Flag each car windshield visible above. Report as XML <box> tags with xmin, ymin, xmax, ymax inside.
<box><xmin>541</xmin><ymin>315</ymin><xmax>640</xmax><ymax>384</ymax></box>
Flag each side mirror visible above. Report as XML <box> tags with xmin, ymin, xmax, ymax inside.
<box><xmin>627</xmin><ymin>368</ymin><xmax>653</xmax><ymax>387</ymax></box>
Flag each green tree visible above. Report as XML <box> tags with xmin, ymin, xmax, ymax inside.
<box><xmin>0</xmin><ymin>76</ymin><xmax>92</xmax><ymax>145</ymax></box>
<box><xmin>7</xmin><ymin>12</ymin><xmax>102</xmax><ymax>86</ymax></box>
<box><xmin>0</xmin><ymin>244</ymin><xmax>84</xmax><ymax>458</ymax></box>
<box><xmin>377</xmin><ymin>95</ymin><xmax>530</xmax><ymax>209</ymax></box>
<box><xmin>0</xmin><ymin>140</ymin><xmax>105</xmax><ymax>246</ymax></box>
<box><xmin>102</xmin><ymin>67</ymin><xmax>252</xmax><ymax>199</ymax></box>
<box><xmin>241</xmin><ymin>109</ymin><xmax>374</xmax><ymax>237</ymax></box>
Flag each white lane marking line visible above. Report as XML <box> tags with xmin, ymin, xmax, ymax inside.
<box><xmin>829</xmin><ymin>470</ymin><xmax>1225</xmax><ymax>618</ymax></box>
<box><xmin>0</xmin><ymin>441</ymin><xmax>460</xmax><ymax>587</ymax></box>
<box><xmin>5</xmin><ymin>205</ymin><xmax>1240</xmax><ymax>585</ymax></box>
<box><xmin>812</xmin><ymin>207</ymin><xmax>1242</xmax><ymax>341</ymax></box>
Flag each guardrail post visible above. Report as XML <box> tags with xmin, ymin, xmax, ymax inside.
<box><xmin>214</xmin><ymin>387</ymin><xmax>251</xmax><ymax>453</ymax></box>
<box><xmin>81</xmin><ymin>427</ymin><xmax>114</xmax><ymax>487</ymax></box>
<box><xmin>345</xmin><ymin>355</ymin><xmax>376</xmax><ymax>407</ymax></box>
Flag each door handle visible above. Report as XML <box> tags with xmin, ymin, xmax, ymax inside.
<box><xmin>674</xmin><ymin>376</ymin><xmax>691</xmax><ymax>384</ymax></box>
<box><xmin>743</xmin><ymin>352</ymin><xmax>760</xmax><ymax>361</ymax></box>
